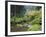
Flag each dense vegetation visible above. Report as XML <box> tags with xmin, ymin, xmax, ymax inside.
<box><xmin>10</xmin><ymin>5</ymin><xmax>42</xmax><ymax>32</ymax></box>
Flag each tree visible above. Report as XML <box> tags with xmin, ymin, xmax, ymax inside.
<box><xmin>35</xmin><ymin>6</ymin><xmax>41</xmax><ymax>10</ymax></box>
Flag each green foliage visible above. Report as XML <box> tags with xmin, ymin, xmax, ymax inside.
<box><xmin>28</xmin><ymin>24</ymin><xmax>41</xmax><ymax>31</ymax></box>
<box><xmin>11</xmin><ymin>9</ymin><xmax>42</xmax><ymax>32</ymax></box>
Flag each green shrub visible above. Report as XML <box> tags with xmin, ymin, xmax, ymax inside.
<box><xmin>28</xmin><ymin>24</ymin><xmax>41</xmax><ymax>31</ymax></box>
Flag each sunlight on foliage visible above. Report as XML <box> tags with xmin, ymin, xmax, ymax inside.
<box><xmin>11</xmin><ymin>6</ymin><xmax>42</xmax><ymax>32</ymax></box>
